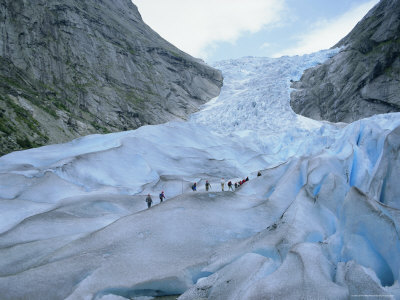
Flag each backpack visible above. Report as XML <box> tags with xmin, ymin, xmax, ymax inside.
<box><xmin>228</xmin><ymin>181</ymin><xmax>232</xmax><ymax>186</ymax></box>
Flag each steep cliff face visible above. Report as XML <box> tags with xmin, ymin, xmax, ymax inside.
<box><xmin>290</xmin><ymin>0</ymin><xmax>400</xmax><ymax>123</ymax></box>
<box><xmin>0</xmin><ymin>0</ymin><xmax>223</xmax><ymax>155</ymax></box>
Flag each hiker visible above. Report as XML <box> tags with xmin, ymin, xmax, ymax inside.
<box><xmin>257</xmin><ymin>171</ymin><xmax>262</xmax><ymax>177</ymax></box>
<box><xmin>228</xmin><ymin>180</ymin><xmax>234</xmax><ymax>191</ymax></box>
<box><xmin>221</xmin><ymin>178</ymin><xmax>225</xmax><ymax>191</ymax></box>
<box><xmin>234</xmin><ymin>182</ymin><xmax>238</xmax><ymax>189</ymax></box>
<box><xmin>205</xmin><ymin>180</ymin><xmax>211</xmax><ymax>191</ymax></box>
<box><xmin>192</xmin><ymin>182</ymin><xmax>197</xmax><ymax>191</ymax></box>
<box><xmin>159</xmin><ymin>191</ymin><xmax>165</xmax><ymax>203</ymax></box>
<box><xmin>246</xmin><ymin>177</ymin><xmax>249</xmax><ymax>182</ymax></box>
<box><xmin>146</xmin><ymin>194</ymin><xmax>153</xmax><ymax>208</ymax></box>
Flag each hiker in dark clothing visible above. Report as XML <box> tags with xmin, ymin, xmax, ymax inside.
<box><xmin>192</xmin><ymin>182</ymin><xmax>197</xmax><ymax>191</ymax></box>
<box><xmin>159</xmin><ymin>191</ymin><xmax>166</xmax><ymax>203</ymax></box>
<box><xmin>228</xmin><ymin>180</ymin><xmax>234</xmax><ymax>191</ymax></box>
<box><xmin>205</xmin><ymin>180</ymin><xmax>211</xmax><ymax>191</ymax></box>
<box><xmin>234</xmin><ymin>182</ymin><xmax>238</xmax><ymax>189</ymax></box>
<box><xmin>246</xmin><ymin>177</ymin><xmax>249</xmax><ymax>182</ymax></box>
<box><xmin>146</xmin><ymin>194</ymin><xmax>153</xmax><ymax>208</ymax></box>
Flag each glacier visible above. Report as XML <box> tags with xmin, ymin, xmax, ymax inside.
<box><xmin>0</xmin><ymin>49</ymin><xmax>399</xmax><ymax>299</ymax></box>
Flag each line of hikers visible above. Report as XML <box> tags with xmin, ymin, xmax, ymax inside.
<box><xmin>193</xmin><ymin>176</ymin><xmax>250</xmax><ymax>192</ymax></box>
<box><xmin>146</xmin><ymin>171</ymin><xmax>262</xmax><ymax>208</ymax></box>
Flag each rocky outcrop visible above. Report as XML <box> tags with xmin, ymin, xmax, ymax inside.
<box><xmin>0</xmin><ymin>0</ymin><xmax>223</xmax><ymax>155</ymax></box>
<box><xmin>290</xmin><ymin>0</ymin><xmax>400</xmax><ymax>123</ymax></box>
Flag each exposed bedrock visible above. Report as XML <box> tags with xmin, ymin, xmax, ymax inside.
<box><xmin>0</xmin><ymin>0</ymin><xmax>223</xmax><ymax>155</ymax></box>
<box><xmin>290</xmin><ymin>0</ymin><xmax>400</xmax><ymax>123</ymax></box>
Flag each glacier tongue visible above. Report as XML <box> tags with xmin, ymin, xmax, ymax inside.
<box><xmin>0</xmin><ymin>50</ymin><xmax>399</xmax><ymax>299</ymax></box>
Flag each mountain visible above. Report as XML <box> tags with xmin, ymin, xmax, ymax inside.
<box><xmin>290</xmin><ymin>0</ymin><xmax>400</xmax><ymax>123</ymax></box>
<box><xmin>1</xmin><ymin>50</ymin><xmax>399</xmax><ymax>299</ymax></box>
<box><xmin>0</xmin><ymin>0</ymin><xmax>223</xmax><ymax>156</ymax></box>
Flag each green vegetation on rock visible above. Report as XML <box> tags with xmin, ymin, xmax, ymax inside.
<box><xmin>0</xmin><ymin>0</ymin><xmax>222</xmax><ymax>156</ymax></box>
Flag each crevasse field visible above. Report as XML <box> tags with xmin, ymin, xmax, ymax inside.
<box><xmin>0</xmin><ymin>49</ymin><xmax>399</xmax><ymax>299</ymax></box>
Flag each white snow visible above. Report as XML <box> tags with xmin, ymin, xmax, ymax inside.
<box><xmin>0</xmin><ymin>49</ymin><xmax>399</xmax><ymax>299</ymax></box>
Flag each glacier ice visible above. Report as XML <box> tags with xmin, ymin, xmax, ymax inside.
<box><xmin>0</xmin><ymin>49</ymin><xmax>399</xmax><ymax>299</ymax></box>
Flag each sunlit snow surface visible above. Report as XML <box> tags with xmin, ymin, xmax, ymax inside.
<box><xmin>1</xmin><ymin>50</ymin><xmax>400</xmax><ymax>299</ymax></box>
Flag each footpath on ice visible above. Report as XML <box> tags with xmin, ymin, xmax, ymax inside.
<box><xmin>0</xmin><ymin>49</ymin><xmax>399</xmax><ymax>299</ymax></box>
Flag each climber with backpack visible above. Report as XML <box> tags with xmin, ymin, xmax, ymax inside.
<box><xmin>228</xmin><ymin>180</ymin><xmax>234</xmax><ymax>191</ymax></box>
<box><xmin>159</xmin><ymin>191</ymin><xmax>166</xmax><ymax>203</ymax></box>
<box><xmin>192</xmin><ymin>182</ymin><xmax>197</xmax><ymax>191</ymax></box>
<box><xmin>205</xmin><ymin>180</ymin><xmax>211</xmax><ymax>191</ymax></box>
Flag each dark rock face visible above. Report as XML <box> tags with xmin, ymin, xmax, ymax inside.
<box><xmin>290</xmin><ymin>0</ymin><xmax>400</xmax><ymax>123</ymax></box>
<box><xmin>0</xmin><ymin>0</ymin><xmax>223</xmax><ymax>155</ymax></box>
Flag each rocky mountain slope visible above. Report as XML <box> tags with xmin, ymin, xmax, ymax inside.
<box><xmin>290</xmin><ymin>0</ymin><xmax>400</xmax><ymax>123</ymax></box>
<box><xmin>0</xmin><ymin>0</ymin><xmax>223</xmax><ymax>156</ymax></box>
